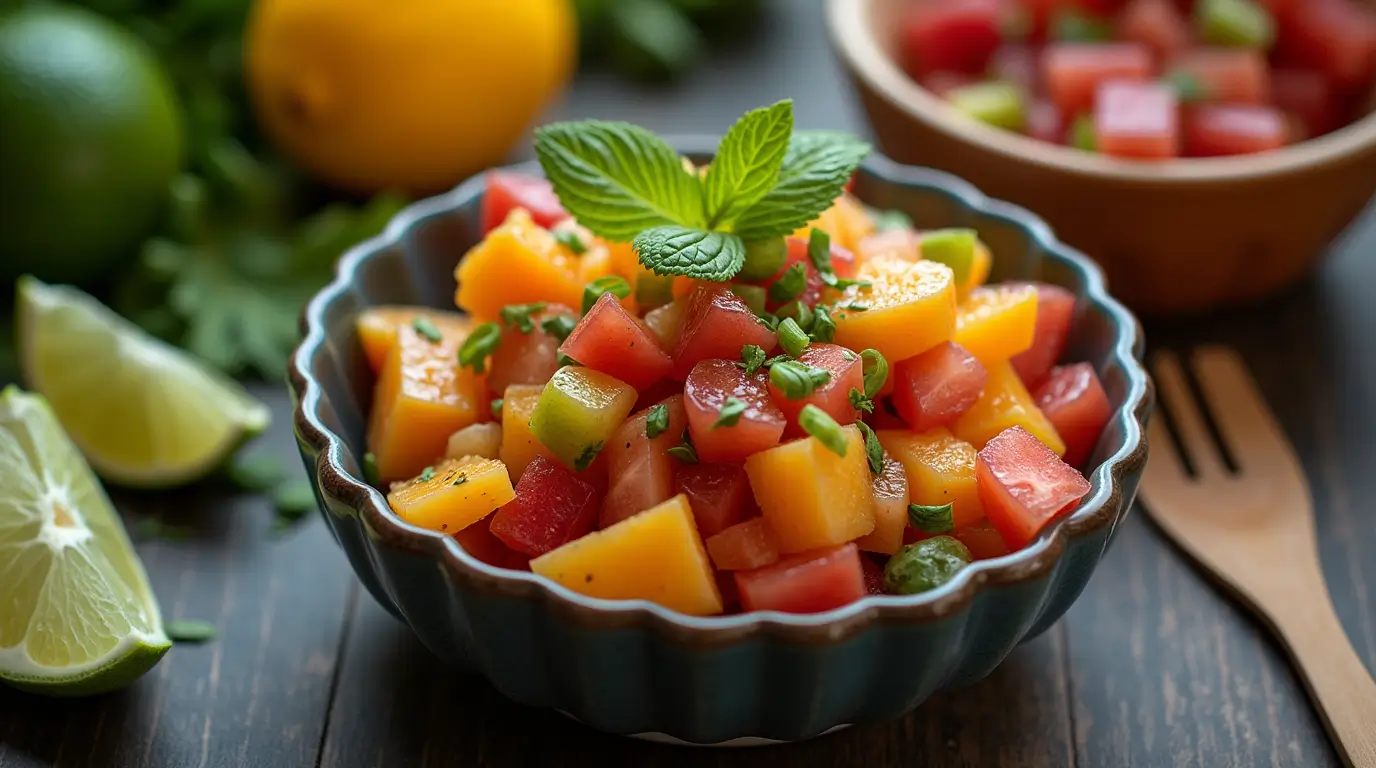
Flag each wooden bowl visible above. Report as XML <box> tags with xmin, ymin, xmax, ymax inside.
<box><xmin>828</xmin><ymin>0</ymin><xmax>1376</xmax><ymax>315</ymax></box>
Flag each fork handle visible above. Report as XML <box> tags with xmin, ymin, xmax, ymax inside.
<box><xmin>1268</xmin><ymin>581</ymin><xmax>1376</xmax><ymax>768</ymax></box>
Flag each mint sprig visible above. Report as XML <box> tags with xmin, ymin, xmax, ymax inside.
<box><xmin>534</xmin><ymin>101</ymin><xmax>870</xmax><ymax>282</ymax></box>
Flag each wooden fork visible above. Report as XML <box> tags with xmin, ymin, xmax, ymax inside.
<box><xmin>1141</xmin><ymin>346</ymin><xmax>1376</xmax><ymax>768</ymax></box>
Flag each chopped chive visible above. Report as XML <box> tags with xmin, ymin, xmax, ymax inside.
<box><xmin>490</xmin><ymin>398</ymin><xmax>504</xmax><ymax>419</ymax></box>
<box><xmin>809</xmin><ymin>306</ymin><xmax>836</xmax><ymax>342</ymax></box>
<box><xmin>770</xmin><ymin>360</ymin><xmax>831</xmax><ymax>399</ymax></box>
<box><xmin>418</xmin><ymin>466</ymin><xmax>436</xmax><ymax>483</ymax></box>
<box><xmin>411</xmin><ymin>316</ymin><xmax>444</xmax><ymax>343</ymax></box>
<box><xmin>646</xmin><ymin>403</ymin><xmax>670</xmax><ymax>439</ymax></box>
<box><xmin>775</xmin><ymin>300</ymin><xmax>815</xmax><ymax>332</ymax></box>
<box><xmin>541</xmin><ymin>315</ymin><xmax>577</xmax><ymax>343</ymax></box>
<box><xmin>768</xmin><ymin>262</ymin><xmax>808</xmax><ymax>304</ymax></box>
<box><xmin>458</xmin><ymin>321</ymin><xmax>502</xmax><ymax>373</ymax></box>
<box><xmin>841</xmin><ymin>348</ymin><xmax>857</xmax><ymax>361</ymax></box>
<box><xmin>849</xmin><ymin>387</ymin><xmax>875</xmax><ymax>414</ymax></box>
<box><xmin>582</xmin><ymin>276</ymin><xmax>632</xmax><ymax>313</ymax></box>
<box><xmin>712</xmin><ymin>397</ymin><xmax>748</xmax><ymax>429</ymax></box>
<box><xmin>798</xmin><ymin>404</ymin><xmax>847</xmax><ymax>457</ymax></box>
<box><xmin>861</xmin><ymin>349</ymin><xmax>889</xmax><ymax>398</ymax></box>
<box><xmin>166</xmin><ymin>619</ymin><xmax>217</xmax><ymax>643</ymax></box>
<box><xmin>908</xmin><ymin>502</ymin><xmax>955</xmax><ymax>534</ymax></box>
<box><xmin>574</xmin><ymin>442</ymin><xmax>604</xmax><ymax>472</ymax></box>
<box><xmin>452</xmin><ymin>474</ymin><xmax>469</xmax><ymax>487</ymax></box>
<box><xmin>739</xmin><ymin>345</ymin><xmax>768</xmax><ymax>378</ymax></box>
<box><xmin>777</xmin><ymin>317</ymin><xmax>810</xmax><ymax>358</ymax></box>
<box><xmin>856</xmin><ymin>420</ymin><xmax>884</xmax><ymax>475</ymax></box>
<box><xmin>226</xmin><ymin>453</ymin><xmax>286</xmax><ymax>493</ymax></box>
<box><xmin>499</xmin><ymin>302</ymin><xmax>547</xmax><ymax>334</ymax></box>
<box><xmin>554</xmin><ymin>229</ymin><xmax>588</xmax><ymax>255</ymax></box>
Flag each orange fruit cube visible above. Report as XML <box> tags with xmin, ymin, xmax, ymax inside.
<box><xmin>953</xmin><ymin>283</ymin><xmax>1038</xmax><ymax>364</ymax></box>
<box><xmin>832</xmin><ymin>256</ymin><xmax>957</xmax><ymax>364</ymax></box>
<box><xmin>744</xmin><ymin>425</ymin><xmax>875</xmax><ymax>553</ymax></box>
<box><xmin>356</xmin><ymin>305</ymin><xmax>472</xmax><ymax>373</ymax></box>
<box><xmin>877</xmin><ymin>428</ymin><xmax>985</xmax><ymax>531</ymax></box>
<box><xmin>455</xmin><ymin>208</ymin><xmax>583</xmax><ymax>320</ymax></box>
<box><xmin>386</xmin><ymin>456</ymin><xmax>515</xmax><ymax>535</ymax></box>
<box><xmin>952</xmin><ymin>360</ymin><xmax>1066</xmax><ymax>455</ymax></box>
<box><xmin>499</xmin><ymin>384</ymin><xmax>554</xmax><ymax>482</ymax></box>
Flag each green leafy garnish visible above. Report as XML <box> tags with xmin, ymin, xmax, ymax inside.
<box><xmin>731</xmin><ymin>131</ymin><xmax>871</xmax><ymax>241</ymax></box>
<box><xmin>166</xmin><ymin>619</ymin><xmax>217</xmax><ymax>644</ymax></box>
<box><xmin>553</xmin><ymin>228</ymin><xmax>588</xmax><ymax>255</ymax></box>
<box><xmin>646</xmin><ymin>403</ymin><xmax>670</xmax><ymax>439</ymax></box>
<box><xmin>418</xmin><ymin>466</ymin><xmax>436</xmax><ymax>483</ymax></box>
<box><xmin>491</xmin><ymin>399</ymin><xmax>504</xmax><ymax>419</ymax></box>
<box><xmin>798</xmin><ymin>404</ymin><xmax>847</xmax><ymax>457</ymax></box>
<box><xmin>583</xmin><ymin>276</ymin><xmax>633</xmax><ymax>313</ymax></box>
<box><xmin>807</xmin><ymin>227</ymin><xmax>834</xmax><ymax>274</ymax></box>
<box><xmin>500</xmin><ymin>302</ymin><xmax>547</xmax><ymax>333</ymax></box>
<box><xmin>861</xmin><ymin>349</ymin><xmax>889</xmax><ymax>397</ymax></box>
<box><xmin>856</xmin><ymin>420</ymin><xmax>884</xmax><ymax>475</ymax></box>
<box><xmin>776</xmin><ymin>300</ymin><xmax>814</xmax><ymax>332</ymax></box>
<box><xmin>541</xmin><ymin>315</ymin><xmax>577</xmax><ymax>343</ymax></box>
<box><xmin>667</xmin><ymin>428</ymin><xmax>698</xmax><ymax>464</ymax></box>
<box><xmin>768</xmin><ymin>262</ymin><xmax>808</xmax><ymax>304</ymax></box>
<box><xmin>574</xmin><ymin>442</ymin><xmax>604</xmax><ymax>472</ymax></box>
<box><xmin>411</xmin><ymin>316</ymin><xmax>444</xmax><ymax>344</ymax></box>
<box><xmin>849</xmin><ymin>387</ymin><xmax>875</xmax><ymax>415</ymax></box>
<box><xmin>810</xmin><ymin>306</ymin><xmax>836</xmax><ymax>342</ymax></box>
<box><xmin>713</xmin><ymin>397</ymin><xmax>748</xmax><ymax>429</ymax></box>
<box><xmin>452</xmin><ymin>475</ymin><xmax>469</xmax><ymax>487</ymax></box>
<box><xmin>459</xmin><ymin>322</ymin><xmax>502</xmax><ymax>373</ymax></box>
<box><xmin>770</xmin><ymin>360</ymin><xmax>830</xmax><ymax>399</ymax></box>
<box><xmin>704</xmin><ymin>101</ymin><xmax>795</xmax><ymax>228</ymax></box>
<box><xmin>908</xmin><ymin>502</ymin><xmax>955</xmax><ymax>535</ymax></box>
<box><xmin>777</xmin><ymin>317</ymin><xmax>810</xmax><ymax>358</ymax></box>
<box><xmin>739</xmin><ymin>344</ymin><xmax>768</xmax><ymax>378</ymax></box>
<box><xmin>633</xmin><ymin>226</ymin><xmax>746</xmax><ymax>282</ymax></box>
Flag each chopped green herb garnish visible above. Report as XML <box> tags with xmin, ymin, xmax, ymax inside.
<box><xmin>500</xmin><ymin>302</ymin><xmax>547</xmax><ymax>333</ymax></box>
<box><xmin>646</xmin><ymin>403</ymin><xmax>670</xmax><ymax>439</ymax></box>
<box><xmin>908</xmin><ymin>502</ymin><xmax>955</xmax><ymax>535</ymax></box>
<box><xmin>411</xmin><ymin>316</ymin><xmax>444</xmax><ymax>344</ymax></box>
<box><xmin>807</xmin><ymin>227</ymin><xmax>833</xmax><ymax>274</ymax></box>
<box><xmin>884</xmin><ymin>537</ymin><xmax>971</xmax><ymax>595</ymax></box>
<box><xmin>271</xmin><ymin>481</ymin><xmax>317</xmax><ymax>528</ymax></box>
<box><xmin>777</xmin><ymin>317</ymin><xmax>810</xmax><ymax>358</ymax></box>
<box><xmin>490</xmin><ymin>398</ymin><xmax>504</xmax><ymax>419</ymax></box>
<box><xmin>166</xmin><ymin>619</ymin><xmax>217</xmax><ymax>644</ymax></box>
<box><xmin>837</xmin><ymin>300</ymin><xmax>869</xmax><ymax>313</ymax></box>
<box><xmin>554</xmin><ymin>228</ymin><xmax>588</xmax><ymax>255</ymax></box>
<box><xmin>713</xmin><ymin>397</ymin><xmax>748</xmax><ymax>429</ymax></box>
<box><xmin>134</xmin><ymin>517</ymin><xmax>194</xmax><ymax>541</ymax></box>
<box><xmin>798</xmin><ymin>404</ymin><xmax>847</xmax><ymax>457</ymax></box>
<box><xmin>770</xmin><ymin>360</ymin><xmax>830</xmax><ymax>399</ymax></box>
<box><xmin>737</xmin><ymin>237</ymin><xmax>788</xmax><ymax>282</ymax></box>
<box><xmin>541</xmin><ymin>315</ymin><xmax>577</xmax><ymax>343</ymax></box>
<box><xmin>574</xmin><ymin>442</ymin><xmax>604</xmax><ymax>472</ymax></box>
<box><xmin>226</xmin><ymin>453</ymin><xmax>286</xmax><ymax>493</ymax></box>
<box><xmin>452</xmin><ymin>474</ymin><xmax>469</xmax><ymax>487</ymax></box>
<box><xmin>458</xmin><ymin>321</ymin><xmax>502</xmax><ymax>373</ymax></box>
<box><xmin>809</xmin><ymin>306</ymin><xmax>836</xmax><ymax>342</ymax></box>
<box><xmin>768</xmin><ymin>262</ymin><xmax>808</xmax><ymax>304</ymax></box>
<box><xmin>856</xmin><ymin>420</ymin><xmax>884</xmax><ymax>475</ymax></box>
<box><xmin>841</xmin><ymin>348</ymin><xmax>857</xmax><ymax>361</ymax></box>
<box><xmin>667</xmin><ymin>428</ymin><xmax>698</xmax><ymax>464</ymax></box>
<box><xmin>824</xmin><ymin>275</ymin><xmax>871</xmax><ymax>291</ymax></box>
<box><xmin>557</xmin><ymin>352</ymin><xmax>581</xmax><ymax>368</ymax></box>
<box><xmin>774</xmin><ymin>300</ymin><xmax>814</xmax><ymax>332</ymax></box>
<box><xmin>860</xmin><ymin>348</ymin><xmax>889</xmax><ymax>398</ymax></box>
<box><xmin>739</xmin><ymin>345</ymin><xmax>768</xmax><ymax>378</ymax></box>
<box><xmin>418</xmin><ymin>466</ymin><xmax>436</xmax><ymax>483</ymax></box>
<box><xmin>583</xmin><ymin>275</ymin><xmax>633</xmax><ymax>313</ymax></box>
<box><xmin>849</xmin><ymin>387</ymin><xmax>875</xmax><ymax>415</ymax></box>
<box><xmin>363</xmin><ymin>452</ymin><xmax>381</xmax><ymax>487</ymax></box>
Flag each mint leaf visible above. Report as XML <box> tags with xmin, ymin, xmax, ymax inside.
<box><xmin>534</xmin><ymin>121</ymin><xmax>704</xmax><ymax>241</ymax></box>
<box><xmin>633</xmin><ymin>226</ymin><xmax>745</xmax><ymax>281</ymax></box>
<box><xmin>704</xmin><ymin>100</ymin><xmax>794</xmax><ymax>228</ymax></box>
<box><xmin>732</xmin><ymin>132</ymin><xmax>871</xmax><ymax>240</ymax></box>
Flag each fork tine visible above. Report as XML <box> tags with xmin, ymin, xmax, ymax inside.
<box><xmin>1142</xmin><ymin>412</ymin><xmax>1191</xmax><ymax>493</ymax></box>
<box><xmin>1190</xmin><ymin>347</ymin><xmax>1294</xmax><ymax>472</ymax></box>
<box><xmin>1152</xmin><ymin>350</ymin><xmax>1227</xmax><ymax>478</ymax></box>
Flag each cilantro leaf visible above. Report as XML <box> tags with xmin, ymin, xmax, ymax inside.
<box><xmin>632</xmin><ymin>226</ymin><xmax>745</xmax><ymax>281</ymax></box>
<box><xmin>712</xmin><ymin>397</ymin><xmax>748</xmax><ymax>429</ymax></box>
<box><xmin>739</xmin><ymin>344</ymin><xmax>768</xmax><ymax>377</ymax></box>
<box><xmin>909</xmin><ymin>503</ymin><xmax>955</xmax><ymax>535</ymax></box>
<box><xmin>856</xmin><ymin>420</ymin><xmax>884</xmax><ymax>475</ymax></box>
<box><xmin>534</xmin><ymin>121</ymin><xmax>704</xmax><ymax>240</ymax></box>
<box><xmin>646</xmin><ymin>404</ymin><xmax>670</xmax><ymax>439</ymax></box>
<box><xmin>667</xmin><ymin>428</ymin><xmax>698</xmax><ymax>464</ymax></box>
<box><xmin>849</xmin><ymin>387</ymin><xmax>875</xmax><ymax>414</ymax></box>
<box><xmin>731</xmin><ymin>132</ymin><xmax>871</xmax><ymax>240</ymax></box>
<box><xmin>704</xmin><ymin>100</ymin><xmax>794</xmax><ymax>228</ymax></box>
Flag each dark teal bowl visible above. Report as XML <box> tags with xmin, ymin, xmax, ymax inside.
<box><xmin>288</xmin><ymin>141</ymin><xmax>1152</xmax><ymax>745</ymax></box>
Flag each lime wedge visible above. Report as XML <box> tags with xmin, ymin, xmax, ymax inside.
<box><xmin>16</xmin><ymin>277</ymin><xmax>270</xmax><ymax>488</ymax></box>
<box><xmin>0</xmin><ymin>386</ymin><xmax>170</xmax><ymax>695</ymax></box>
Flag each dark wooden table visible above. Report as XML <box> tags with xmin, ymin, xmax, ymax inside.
<box><xmin>3</xmin><ymin>4</ymin><xmax>1374</xmax><ymax>766</ymax></box>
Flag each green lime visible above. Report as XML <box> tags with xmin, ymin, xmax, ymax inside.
<box><xmin>17</xmin><ymin>277</ymin><xmax>270</xmax><ymax>488</ymax></box>
<box><xmin>0</xmin><ymin>4</ymin><xmax>184</xmax><ymax>286</ymax></box>
<box><xmin>0</xmin><ymin>386</ymin><xmax>170</xmax><ymax>696</ymax></box>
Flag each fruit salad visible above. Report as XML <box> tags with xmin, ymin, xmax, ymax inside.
<box><xmin>901</xmin><ymin>0</ymin><xmax>1376</xmax><ymax>158</ymax></box>
<box><xmin>359</xmin><ymin>102</ymin><xmax>1113</xmax><ymax>616</ymax></box>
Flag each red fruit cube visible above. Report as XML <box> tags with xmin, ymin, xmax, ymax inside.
<box><xmin>1183</xmin><ymin>105</ymin><xmax>1288</xmax><ymax>156</ymax></box>
<box><xmin>952</xmin><ymin>519</ymin><xmax>1013</xmax><ymax>560</ymax></box>
<box><xmin>1271</xmin><ymin>68</ymin><xmax>1342</xmax><ymax>138</ymax></box>
<box><xmin>1043</xmin><ymin>43</ymin><xmax>1153</xmax><ymax>114</ymax></box>
<box><xmin>1026</xmin><ymin>100</ymin><xmax>1066</xmax><ymax>143</ymax></box>
<box><xmin>676</xmin><ymin>461</ymin><xmax>752</xmax><ymax>537</ymax></box>
<box><xmin>1118</xmin><ymin>0</ymin><xmax>1191</xmax><ymax>61</ymax></box>
<box><xmin>1168</xmin><ymin>49</ymin><xmax>1269</xmax><ymax>105</ymax></box>
<box><xmin>560</xmin><ymin>292</ymin><xmax>673</xmax><ymax>390</ymax></box>
<box><xmin>673</xmin><ymin>286</ymin><xmax>777</xmax><ymax>379</ymax></box>
<box><xmin>481</xmin><ymin>172</ymin><xmax>567</xmax><ymax>234</ymax></box>
<box><xmin>861</xmin><ymin>555</ymin><xmax>887</xmax><ymax>595</ymax></box>
<box><xmin>487</xmin><ymin>304</ymin><xmax>575</xmax><ymax>396</ymax></box>
<box><xmin>1095</xmin><ymin>80</ymin><xmax>1179</xmax><ymax>159</ymax></box>
<box><xmin>976</xmin><ymin>426</ymin><xmax>1092</xmax><ymax>549</ymax></box>
<box><xmin>902</xmin><ymin>0</ymin><xmax>1004</xmax><ymax>76</ymax></box>
<box><xmin>891</xmin><ymin>341</ymin><xmax>989</xmax><ymax>432</ymax></box>
<box><xmin>684</xmin><ymin>359</ymin><xmax>786</xmax><ymax>463</ymax></box>
<box><xmin>768</xmin><ymin>343</ymin><xmax>865</xmax><ymax>437</ymax></box>
<box><xmin>1034</xmin><ymin>363</ymin><xmax>1113</xmax><ymax>468</ymax></box>
<box><xmin>489</xmin><ymin>456</ymin><xmax>599</xmax><ymax>556</ymax></box>
<box><xmin>1010</xmin><ymin>283</ymin><xmax>1077</xmax><ymax>390</ymax></box>
<box><xmin>705</xmin><ymin>517</ymin><xmax>781</xmax><ymax>571</ymax></box>
<box><xmin>735</xmin><ymin>543</ymin><xmax>867</xmax><ymax>614</ymax></box>
<box><xmin>1274</xmin><ymin>0</ymin><xmax>1376</xmax><ymax>91</ymax></box>
<box><xmin>454</xmin><ymin>513</ymin><xmax>531</xmax><ymax>570</ymax></box>
<box><xmin>602</xmin><ymin>396</ymin><xmax>688</xmax><ymax>528</ymax></box>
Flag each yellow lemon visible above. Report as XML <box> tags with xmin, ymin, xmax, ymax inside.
<box><xmin>245</xmin><ymin>0</ymin><xmax>576</xmax><ymax>194</ymax></box>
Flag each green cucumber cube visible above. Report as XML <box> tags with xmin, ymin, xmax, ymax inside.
<box><xmin>919</xmin><ymin>228</ymin><xmax>979</xmax><ymax>286</ymax></box>
<box><xmin>947</xmin><ymin>82</ymin><xmax>1027</xmax><ymax>132</ymax></box>
<box><xmin>1069</xmin><ymin>113</ymin><xmax>1097</xmax><ymax>152</ymax></box>
<box><xmin>1196</xmin><ymin>0</ymin><xmax>1274</xmax><ymax>49</ymax></box>
<box><xmin>529</xmin><ymin>367</ymin><xmax>638</xmax><ymax>470</ymax></box>
<box><xmin>729</xmin><ymin>284</ymin><xmax>768</xmax><ymax>316</ymax></box>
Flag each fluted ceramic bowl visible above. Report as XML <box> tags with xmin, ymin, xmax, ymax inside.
<box><xmin>288</xmin><ymin>141</ymin><xmax>1152</xmax><ymax>746</ymax></box>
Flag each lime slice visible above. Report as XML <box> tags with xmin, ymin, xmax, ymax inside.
<box><xmin>0</xmin><ymin>386</ymin><xmax>169</xmax><ymax>695</ymax></box>
<box><xmin>16</xmin><ymin>277</ymin><xmax>270</xmax><ymax>488</ymax></box>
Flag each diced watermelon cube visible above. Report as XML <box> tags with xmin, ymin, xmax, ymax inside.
<box><xmin>1183</xmin><ymin>104</ymin><xmax>1288</xmax><ymax>156</ymax></box>
<box><xmin>1094</xmin><ymin>80</ymin><xmax>1180</xmax><ymax>159</ymax></box>
<box><xmin>487</xmin><ymin>304</ymin><xmax>575</xmax><ymax>397</ymax></box>
<box><xmin>684</xmin><ymin>359</ymin><xmax>786</xmax><ymax>463</ymax></box>
<box><xmin>1043</xmin><ymin>43</ymin><xmax>1154</xmax><ymax>114</ymax></box>
<box><xmin>454</xmin><ymin>513</ymin><xmax>531</xmax><ymax>570</ymax></box>
<box><xmin>1270</xmin><ymin>68</ymin><xmax>1342</xmax><ymax>138</ymax></box>
<box><xmin>481</xmin><ymin>172</ymin><xmax>567</xmax><ymax>234</ymax></box>
<box><xmin>673</xmin><ymin>286</ymin><xmax>777</xmax><ymax>379</ymax></box>
<box><xmin>861</xmin><ymin>554</ymin><xmax>887</xmax><ymax>595</ymax></box>
<box><xmin>1026</xmin><ymin>100</ymin><xmax>1067</xmax><ymax>142</ymax></box>
<box><xmin>734</xmin><ymin>543</ymin><xmax>867</xmax><ymax>614</ymax></box>
<box><xmin>976</xmin><ymin>426</ymin><xmax>1092</xmax><ymax>549</ymax></box>
<box><xmin>991</xmin><ymin>45</ymin><xmax>1042</xmax><ymax>94</ymax></box>
<box><xmin>902</xmin><ymin>0</ymin><xmax>1004</xmax><ymax>76</ymax></box>
<box><xmin>952</xmin><ymin>519</ymin><xmax>1013</xmax><ymax>560</ymax></box>
<box><xmin>891</xmin><ymin>341</ymin><xmax>989</xmax><ymax>432</ymax></box>
<box><xmin>489</xmin><ymin>456</ymin><xmax>599</xmax><ymax>556</ymax></box>
<box><xmin>768</xmin><ymin>343</ymin><xmax>865</xmax><ymax>437</ymax></box>
<box><xmin>675</xmin><ymin>461</ymin><xmax>752</xmax><ymax>537</ymax></box>
<box><xmin>705</xmin><ymin>517</ymin><xmax>781</xmax><ymax>571</ymax></box>
<box><xmin>1167</xmin><ymin>49</ymin><xmax>1269</xmax><ymax>104</ymax></box>
<box><xmin>560</xmin><ymin>292</ymin><xmax>673</xmax><ymax>390</ymax></box>
<box><xmin>1010</xmin><ymin>283</ymin><xmax>1077</xmax><ymax>389</ymax></box>
<box><xmin>1034</xmin><ymin>363</ymin><xmax>1113</xmax><ymax>467</ymax></box>
<box><xmin>716</xmin><ymin>571</ymin><xmax>741</xmax><ymax>612</ymax></box>
<box><xmin>1274</xmin><ymin>0</ymin><xmax>1376</xmax><ymax>91</ymax></box>
<box><xmin>1118</xmin><ymin>0</ymin><xmax>1191</xmax><ymax>60</ymax></box>
<box><xmin>602</xmin><ymin>396</ymin><xmax>688</xmax><ymax>528</ymax></box>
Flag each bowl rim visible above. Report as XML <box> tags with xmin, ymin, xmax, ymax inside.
<box><xmin>289</xmin><ymin>141</ymin><xmax>1152</xmax><ymax>644</ymax></box>
<box><xmin>827</xmin><ymin>0</ymin><xmax>1376</xmax><ymax>185</ymax></box>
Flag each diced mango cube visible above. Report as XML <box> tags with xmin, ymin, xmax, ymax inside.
<box><xmin>832</xmin><ymin>256</ymin><xmax>957</xmax><ymax>363</ymax></box>
<box><xmin>855</xmin><ymin>452</ymin><xmax>909</xmax><ymax>555</ymax></box>
<box><xmin>744</xmin><ymin>425</ymin><xmax>875</xmax><ymax>553</ymax></box>
<box><xmin>455</xmin><ymin>208</ymin><xmax>583</xmax><ymax>320</ymax></box>
<box><xmin>529</xmin><ymin>367</ymin><xmax>638</xmax><ymax>471</ymax></box>
<box><xmin>500</xmin><ymin>384</ymin><xmax>553</xmax><ymax>481</ymax></box>
<box><xmin>877</xmin><ymin>428</ymin><xmax>985</xmax><ymax>531</ymax></box>
<box><xmin>356</xmin><ymin>306</ymin><xmax>473</xmax><ymax>374</ymax></box>
<box><xmin>953</xmin><ymin>284</ymin><xmax>1038</xmax><ymax>364</ymax></box>
<box><xmin>530</xmin><ymin>494</ymin><xmax>723</xmax><ymax>616</ymax></box>
<box><xmin>386</xmin><ymin>456</ymin><xmax>516</xmax><ymax>534</ymax></box>
<box><xmin>367</xmin><ymin>325</ymin><xmax>486</xmax><ymax>483</ymax></box>
<box><xmin>952</xmin><ymin>360</ymin><xmax>1066</xmax><ymax>455</ymax></box>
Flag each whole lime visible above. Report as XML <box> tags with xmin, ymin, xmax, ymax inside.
<box><xmin>0</xmin><ymin>4</ymin><xmax>184</xmax><ymax>286</ymax></box>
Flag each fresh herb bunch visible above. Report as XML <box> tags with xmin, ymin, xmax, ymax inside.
<box><xmin>534</xmin><ymin>99</ymin><xmax>870</xmax><ymax>283</ymax></box>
